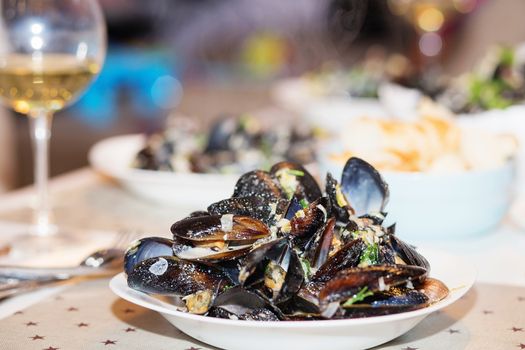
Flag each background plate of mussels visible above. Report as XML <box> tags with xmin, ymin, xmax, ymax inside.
<box><xmin>110</xmin><ymin>248</ymin><xmax>475</xmax><ymax>350</ymax></box>
<box><xmin>88</xmin><ymin>134</ymin><xmax>239</xmax><ymax>208</ymax></box>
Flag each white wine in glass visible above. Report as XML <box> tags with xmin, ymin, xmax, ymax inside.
<box><xmin>0</xmin><ymin>0</ymin><xmax>106</xmax><ymax>253</ymax></box>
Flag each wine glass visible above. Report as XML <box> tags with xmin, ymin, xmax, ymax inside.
<box><xmin>0</xmin><ymin>0</ymin><xmax>106</xmax><ymax>254</ymax></box>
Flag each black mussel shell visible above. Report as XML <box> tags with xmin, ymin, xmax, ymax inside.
<box><xmin>208</xmin><ymin>196</ymin><xmax>287</xmax><ymax>227</ymax></box>
<box><xmin>205</xmin><ymin>116</ymin><xmax>241</xmax><ymax>152</ymax></box>
<box><xmin>185</xmin><ymin>210</ymin><xmax>211</xmax><ymax>219</ymax></box>
<box><xmin>127</xmin><ymin>256</ymin><xmax>232</xmax><ymax>296</ymax></box>
<box><xmin>389</xmin><ymin>235</ymin><xmax>430</xmax><ymax>271</ymax></box>
<box><xmin>303</xmin><ymin>217</ymin><xmax>336</xmax><ymax>270</ymax></box>
<box><xmin>319</xmin><ymin>264</ymin><xmax>428</xmax><ymax>308</ymax></box>
<box><xmin>239</xmin><ymin>238</ymin><xmax>304</xmax><ymax>303</ymax></box>
<box><xmin>173</xmin><ymin>237</ymin><xmax>252</xmax><ymax>262</ymax></box>
<box><xmin>341</xmin><ymin>157</ymin><xmax>389</xmax><ymax>216</ymax></box>
<box><xmin>209</xmin><ymin>286</ymin><xmax>282</xmax><ymax>320</ymax></box>
<box><xmin>232</xmin><ymin>170</ymin><xmax>285</xmax><ymax>201</ymax></box>
<box><xmin>270</xmin><ymin>161</ymin><xmax>322</xmax><ymax>203</ymax></box>
<box><xmin>325</xmin><ymin>172</ymin><xmax>353</xmax><ymax>222</ymax></box>
<box><xmin>171</xmin><ymin>215</ymin><xmax>270</xmax><ymax>243</ymax></box>
<box><xmin>290</xmin><ymin>197</ymin><xmax>328</xmax><ymax>238</ymax></box>
<box><xmin>312</xmin><ymin>238</ymin><xmax>366</xmax><ymax>282</ymax></box>
<box><xmin>124</xmin><ymin>237</ymin><xmax>174</xmax><ymax>275</ymax></box>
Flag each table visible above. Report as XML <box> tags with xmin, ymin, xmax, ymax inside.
<box><xmin>0</xmin><ymin>169</ymin><xmax>524</xmax><ymax>349</ymax></box>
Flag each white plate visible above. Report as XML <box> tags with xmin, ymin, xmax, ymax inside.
<box><xmin>88</xmin><ymin>134</ymin><xmax>239</xmax><ymax>209</ymax></box>
<box><xmin>110</xmin><ymin>249</ymin><xmax>475</xmax><ymax>350</ymax></box>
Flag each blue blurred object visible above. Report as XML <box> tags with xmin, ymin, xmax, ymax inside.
<box><xmin>71</xmin><ymin>46</ymin><xmax>181</xmax><ymax>129</ymax></box>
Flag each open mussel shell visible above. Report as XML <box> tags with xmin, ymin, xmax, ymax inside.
<box><xmin>124</xmin><ymin>237</ymin><xmax>174</xmax><ymax>275</ymax></box>
<box><xmin>312</xmin><ymin>238</ymin><xmax>366</xmax><ymax>282</ymax></box>
<box><xmin>207</xmin><ymin>196</ymin><xmax>287</xmax><ymax>227</ymax></box>
<box><xmin>270</xmin><ymin>161</ymin><xmax>322</xmax><ymax>203</ymax></box>
<box><xmin>208</xmin><ymin>286</ymin><xmax>283</xmax><ymax>321</ymax></box>
<box><xmin>319</xmin><ymin>264</ymin><xmax>428</xmax><ymax>310</ymax></box>
<box><xmin>127</xmin><ymin>256</ymin><xmax>232</xmax><ymax>296</ymax></box>
<box><xmin>325</xmin><ymin>172</ymin><xmax>353</xmax><ymax>222</ymax></box>
<box><xmin>290</xmin><ymin>197</ymin><xmax>329</xmax><ymax>238</ymax></box>
<box><xmin>341</xmin><ymin>157</ymin><xmax>389</xmax><ymax>216</ymax></box>
<box><xmin>232</xmin><ymin>170</ymin><xmax>285</xmax><ymax>201</ymax></box>
<box><xmin>239</xmin><ymin>238</ymin><xmax>304</xmax><ymax>304</ymax></box>
<box><xmin>173</xmin><ymin>238</ymin><xmax>252</xmax><ymax>262</ymax></box>
<box><xmin>171</xmin><ymin>215</ymin><xmax>270</xmax><ymax>243</ymax></box>
<box><xmin>390</xmin><ymin>235</ymin><xmax>431</xmax><ymax>271</ymax></box>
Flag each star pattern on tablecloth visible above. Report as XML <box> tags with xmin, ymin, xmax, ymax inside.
<box><xmin>30</xmin><ymin>335</ymin><xmax>45</xmax><ymax>340</ymax></box>
<box><xmin>448</xmin><ymin>329</ymin><xmax>460</xmax><ymax>334</ymax></box>
<box><xmin>101</xmin><ymin>340</ymin><xmax>117</xmax><ymax>345</ymax></box>
<box><xmin>67</xmin><ymin>307</ymin><xmax>78</xmax><ymax>312</ymax></box>
<box><xmin>511</xmin><ymin>327</ymin><xmax>524</xmax><ymax>332</ymax></box>
<box><xmin>401</xmin><ymin>347</ymin><xmax>418</xmax><ymax>350</ymax></box>
<box><xmin>14</xmin><ymin>311</ymin><xmax>23</xmax><ymax>315</ymax></box>
<box><xmin>519</xmin><ymin>297</ymin><xmax>525</xmax><ymax>302</ymax></box>
<box><xmin>517</xmin><ymin>344</ymin><xmax>525</xmax><ymax>349</ymax></box>
<box><xmin>77</xmin><ymin>322</ymin><xmax>89</xmax><ymax>328</ymax></box>
<box><xmin>25</xmin><ymin>321</ymin><xmax>38</xmax><ymax>326</ymax></box>
<box><xmin>42</xmin><ymin>347</ymin><xmax>59</xmax><ymax>350</ymax></box>
<box><xmin>185</xmin><ymin>347</ymin><xmax>201</xmax><ymax>350</ymax></box>
<box><xmin>124</xmin><ymin>327</ymin><xmax>136</xmax><ymax>332</ymax></box>
<box><xmin>482</xmin><ymin>310</ymin><xmax>493</xmax><ymax>315</ymax></box>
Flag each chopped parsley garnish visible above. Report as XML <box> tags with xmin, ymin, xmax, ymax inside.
<box><xmin>299</xmin><ymin>198</ymin><xmax>309</xmax><ymax>208</ymax></box>
<box><xmin>299</xmin><ymin>258</ymin><xmax>312</xmax><ymax>280</ymax></box>
<box><xmin>342</xmin><ymin>287</ymin><xmax>374</xmax><ymax>307</ymax></box>
<box><xmin>359</xmin><ymin>243</ymin><xmax>379</xmax><ymax>266</ymax></box>
<box><xmin>286</xmin><ymin>169</ymin><xmax>304</xmax><ymax>177</ymax></box>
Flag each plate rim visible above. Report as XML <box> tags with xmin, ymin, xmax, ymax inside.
<box><xmin>109</xmin><ymin>248</ymin><xmax>476</xmax><ymax>329</ymax></box>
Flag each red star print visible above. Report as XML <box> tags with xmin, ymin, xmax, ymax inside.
<box><xmin>482</xmin><ymin>310</ymin><xmax>493</xmax><ymax>315</ymax></box>
<box><xmin>101</xmin><ymin>340</ymin><xmax>117</xmax><ymax>345</ymax></box>
<box><xmin>518</xmin><ymin>344</ymin><xmax>525</xmax><ymax>349</ymax></box>
<box><xmin>401</xmin><ymin>347</ymin><xmax>418</xmax><ymax>350</ymax></box>
<box><xmin>123</xmin><ymin>308</ymin><xmax>135</xmax><ymax>314</ymax></box>
<box><xmin>77</xmin><ymin>323</ymin><xmax>89</xmax><ymax>328</ymax></box>
<box><xmin>448</xmin><ymin>329</ymin><xmax>460</xmax><ymax>334</ymax></box>
<box><xmin>25</xmin><ymin>321</ymin><xmax>38</xmax><ymax>326</ymax></box>
<box><xmin>67</xmin><ymin>307</ymin><xmax>78</xmax><ymax>312</ymax></box>
<box><xmin>185</xmin><ymin>347</ymin><xmax>201</xmax><ymax>350</ymax></box>
<box><xmin>30</xmin><ymin>335</ymin><xmax>45</xmax><ymax>340</ymax></box>
<box><xmin>42</xmin><ymin>347</ymin><xmax>59</xmax><ymax>350</ymax></box>
<box><xmin>14</xmin><ymin>311</ymin><xmax>23</xmax><ymax>315</ymax></box>
<box><xmin>511</xmin><ymin>327</ymin><xmax>524</xmax><ymax>332</ymax></box>
<box><xmin>124</xmin><ymin>327</ymin><xmax>136</xmax><ymax>332</ymax></box>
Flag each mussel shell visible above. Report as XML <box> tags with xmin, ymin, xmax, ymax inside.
<box><xmin>341</xmin><ymin>157</ymin><xmax>389</xmax><ymax>216</ymax></box>
<box><xmin>171</xmin><ymin>215</ymin><xmax>270</xmax><ymax>243</ymax></box>
<box><xmin>340</xmin><ymin>288</ymin><xmax>430</xmax><ymax>318</ymax></box>
<box><xmin>290</xmin><ymin>197</ymin><xmax>328</xmax><ymax>238</ymax></box>
<box><xmin>325</xmin><ymin>172</ymin><xmax>352</xmax><ymax>222</ymax></box>
<box><xmin>304</xmin><ymin>217</ymin><xmax>336</xmax><ymax>270</ymax></box>
<box><xmin>312</xmin><ymin>238</ymin><xmax>366</xmax><ymax>282</ymax></box>
<box><xmin>390</xmin><ymin>235</ymin><xmax>430</xmax><ymax>271</ymax></box>
<box><xmin>209</xmin><ymin>286</ymin><xmax>283</xmax><ymax>320</ymax></box>
<box><xmin>172</xmin><ymin>238</ymin><xmax>252</xmax><ymax>262</ymax></box>
<box><xmin>270</xmin><ymin>161</ymin><xmax>322</xmax><ymax>203</ymax></box>
<box><xmin>239</xmin><ymin>238</ymin><xmax>304</xmax><ymax>303</ymax></box>
<box><xmin>232</xmin><ymin>170</ymin><xmax>284</xmax><ymax>201</ymax></box>
<box><xmin>207</xmin><ymin>196</ymin><xmax>286</xmax><ymax>227</ymax></box>
<box><xmin>124</xmin><ymin>237</ymin><xmax>174</xmax><ymax>275</ymax></box>
<box><xmin>319</xmin><ymin>264</ymin><xmax>428</xmax><ymax>307</ymax></box>
<box><xmin>127</xmin><ymin>256</ymin><xmax>232</xmax><ymax>296</ymax></box>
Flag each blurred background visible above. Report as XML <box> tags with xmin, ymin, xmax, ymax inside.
<box><xmin>1</xmin><ymin>0</ymin><xmax>525</xmax><ymax>190</ymax></box>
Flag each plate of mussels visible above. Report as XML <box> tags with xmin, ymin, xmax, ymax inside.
<box><xmin>110</xmin><ymin>157</ymin><xmax>476</xmax><ymax>350</ymax></box>
<box><xmin>89</xmin><ymin>115</ymin><xmax>317</xmax><ymax>208</ymax></box>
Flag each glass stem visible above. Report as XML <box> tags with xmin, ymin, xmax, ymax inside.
<box><xmin>29</xmin><ymin>110</ymin><xmax>55</xmax><ymax>236</ymax></box>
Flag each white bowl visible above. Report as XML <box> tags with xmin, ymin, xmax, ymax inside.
<box><xmin>88</xmin><ymin>134</ymin><xmax>238</xmax><ymax>209</ymax></box>
<box><xmin>110</xmin><ymin>248</ymin><xmax>475</xmax><ymax>350</ymax></box>
<box><xmin>319</xmin><ymin>155</ymin><xmax>515</xmax><ymax>239</ymax></box>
